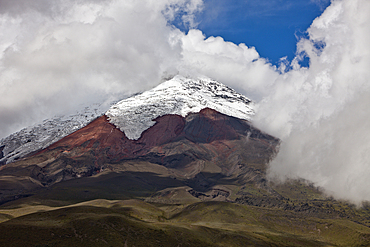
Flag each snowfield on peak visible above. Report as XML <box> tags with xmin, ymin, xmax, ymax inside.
<box><xmin>106</xmin><ymin>75</ymin><xmax>255</xmax><ymax>140</ymax></box>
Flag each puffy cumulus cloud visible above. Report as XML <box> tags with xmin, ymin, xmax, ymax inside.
<box><xmin>178</xmin><ymin>29</ymin><xmax>278</xmax><ymax>100</ymax></box>
<box><xmin>0</xmin><ymin>0</ymin><xmax>202</xmax><ymax>138</ymax></box>
<box><xmin>253</xmin><ymin>0</ymin><xmax>370</xmax><ymax>204</ymax></box>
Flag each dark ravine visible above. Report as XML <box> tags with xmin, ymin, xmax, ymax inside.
<box><xmin>0</xmin><ymin>145</ymin><xmax>4</xmax><ymax>160</ymax></box>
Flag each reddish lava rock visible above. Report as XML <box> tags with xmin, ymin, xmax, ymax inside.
<box><xmin>0</xmin><ymin>108</ymin><xmax>278</xmax><ymax>198</ymax></box>
<box><xmin>38</xmin><ymin>108</ymin><xmax>276</xmax><ymax>165</ymax></box>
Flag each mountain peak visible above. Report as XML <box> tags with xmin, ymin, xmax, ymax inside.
<box><xmin>106</xmin><ymin>75</ymin><xmax>254</xmax><ymax>140</ymax></box>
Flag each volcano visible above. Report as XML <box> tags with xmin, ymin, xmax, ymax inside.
<box><xmin>1</xmin><ymin>76</ymin><xmax>370</xmax><ymax>247</ymax></box>
<box><xmin>0</xmin><ymin>76</ymin><xmax>277</xmax><ymax>201</ymax></box>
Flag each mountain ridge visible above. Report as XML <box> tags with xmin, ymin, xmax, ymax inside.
<box><xmin>0</xmin><ymin>103</ymin><xmax>109</xmax><ymax>165</ymax></box>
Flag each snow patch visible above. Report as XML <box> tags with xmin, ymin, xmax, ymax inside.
<box><xmin>0</xmin><ymin>103</ymin><xmax>109</xmax><ymax>164</ymax></box>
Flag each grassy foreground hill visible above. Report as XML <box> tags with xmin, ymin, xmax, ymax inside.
<box><xmin>1</xmin><ymin>168</ymin><xmax>370</xmax><ymax>246</ymax></box>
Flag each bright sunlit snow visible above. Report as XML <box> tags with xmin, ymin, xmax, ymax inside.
<box><xmin>106</xmin><ymin>75</ymin><xmax>254</xmax><ymax>140</ymax></box>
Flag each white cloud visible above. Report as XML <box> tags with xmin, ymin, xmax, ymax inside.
<box><xmin>178</xmin><ymin>29</ymin><xmax>278</xmax><ymax>100</ymax></box>
<box><xmin>254</xmin><ymin>0</ymin><xmax>370</xmax><ymax>204</ymax></box>
<box><xmin>0</xmin><ymin>0</ymin><xmax>201</xmax><ymax>138</ymax></box>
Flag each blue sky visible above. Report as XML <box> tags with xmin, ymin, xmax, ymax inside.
<box><xmin>174</xmin><ymin>0</ymin><xmax>331</xmax><ymax>66</ymax></box>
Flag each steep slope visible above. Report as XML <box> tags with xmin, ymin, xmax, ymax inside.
<box><xmin>0</xmin><ymin>103</ymin><xmax>110</xmax><ymax>165</ymax></box>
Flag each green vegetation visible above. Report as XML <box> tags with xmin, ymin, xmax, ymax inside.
<box><xmin>2</xmin><ymin>198</ymin><xmax>370</xmax><ymax>246</ymax></box>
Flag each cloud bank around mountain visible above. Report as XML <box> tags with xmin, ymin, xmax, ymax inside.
<box><xmin>257</xmin><ymin>0</ymin><xmax>370</xmax><ymax>204</ymax></box>
<box><xmin>0</xmin><ymin>0</ymin><xmax>202</xmax><ymax>137</ymax></box>
<box><xmin>1</xmin><ymin>0</ymin><xmax>370</xmax><ymax>203</ymax></box>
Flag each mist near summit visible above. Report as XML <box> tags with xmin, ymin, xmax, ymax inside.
<box><xmin>0</xmin><ymin>0</ymin><xmax>201</xmax><ymax>136</ymax></box>
<box><xmin>256</xmin><ymin>0</ymin><xmax>370</xmax><ymax>204</ymax></box>
<box><xmin>1</xmin><ymin>0</ymin><xmax>370</xmax><ymax>203</ymax></box>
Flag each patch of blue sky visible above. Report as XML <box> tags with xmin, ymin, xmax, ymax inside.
<box><xmin>171</xmin><ymin>0</ymin><xmax>331</xmax><ymax>68</ymax></box>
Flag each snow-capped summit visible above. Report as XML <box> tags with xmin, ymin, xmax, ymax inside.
<box><xmin>0</xmin><ymin>76</ymin><xmax>255</xmax><ymax>165</ymax></box>
<box><xmin>106</xmin><ymin>75</ymin><xmax>255</xmax><ymax>140</ymax></box>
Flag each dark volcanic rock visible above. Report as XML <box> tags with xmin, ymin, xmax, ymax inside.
<box><xmin>0</xmin><ymin>145</ymin><xmax>4</xmax><ymax>160</ymax></box>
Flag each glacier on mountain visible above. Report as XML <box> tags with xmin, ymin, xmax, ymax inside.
<box><xmin>106</xmin><ymin>75</ymin><xmax>255</xmax><ymax>140</ymax></box>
